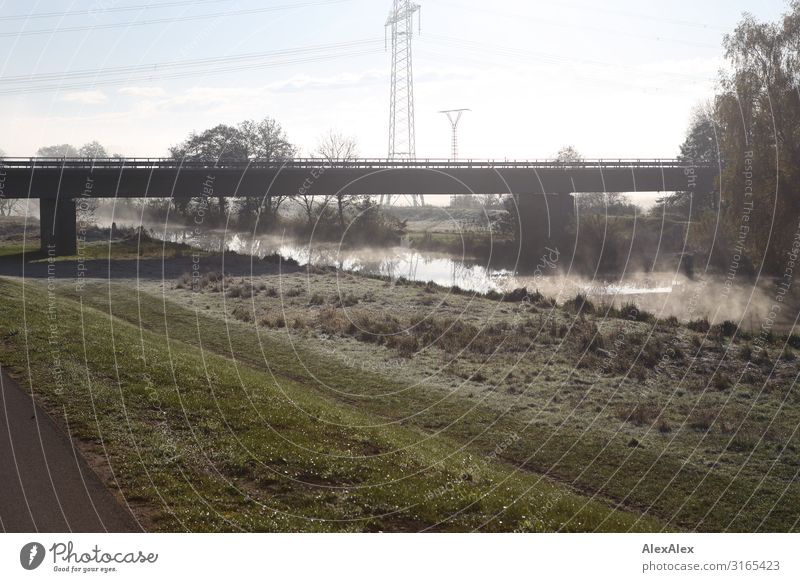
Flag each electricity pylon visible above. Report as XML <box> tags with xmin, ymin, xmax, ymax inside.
<box><xmin>440</xmin><ymin>109</ymin><xmax>470</xmax><ymax>161</ymax></box>
<box><xmin>382</xmin><ymin>0</ymin><xmax>424</xmax><ymax>207</ymax></box>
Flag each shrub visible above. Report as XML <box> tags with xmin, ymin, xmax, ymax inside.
<box><xmin>689</xmin><ymin>409</ymin><xmax>717</xmax><ymax>432</ymax></box>
<box><xmin>484</xmin><ymin>289</ymin><xmax>503</xmax><ymax>301</ymax></box>
<box><xmin>309</xmin><ymin>292</ymin><xmax>326</xmax><ymax>306</ymax></box>
<box><xmin>619</xmin><ymin>301</ymin><xmax>653</xmax><ymax>322</ymax></box>
<box><xmin>617</xmin><ymin>402</ymin><xmax>659</xmax><ymax>427</ymax></box>
<box><xmin>335</xmin><ymin>293</ymin><xmax>359</xmax><ymax>307</ymax></box>
<box><xmin>386</xmin><ymin>334</ymin><xmax>418</xmax><ymax>357</ymax></box>
<box><xmin>661</xmin><ymin>315</ymin><xmax>680</xmax><ymax>327</ymax></box>
<box><xmin>573</xmin><ymin>320</ymin><xmax>605</xmax><ymax>353</ymax></box>
<box><xmin>688</xmin><ymin>318</ymin><xmax>710</xmax><ymax>333</ymax></box>
<box><xmin>231</xmin><ymin>305</ymin><xmax>254</xmax><ymax>323</ymax></box>
<box><xmin>639</xmin><ymin>337</ymin><xmax>663</xmax><ymax>368</ymax></box>
<box><xmin>226</xmin><ymin>280</ymin><xmax>254</xmax><ymax>299</ymax></box>
<box><xmin>317</xmin><ymin>306</ymin><xmax>344</xmax><ymax>335</ymax></box>
<box><xmin>714</xmin><ymin>320</ymin><xmax>739</xmax><ymax>337</ymax></box>
<box><xmin>740</xmin><ymin>343</ymin><xmax>753</xmax><ymax>361</ymax></box>
<box><xmin>198</xmin><ymin>271</ymin><xmax>223</xmax><ymax>292</ymax></box>
<box><xmin>175</xmin><ymin>273</ymin><xmax>192</xmax><ymax>289</ymax></box>
<box><xmin>564</xmin><ymin>293</ymin><xmax>595</xmax><ymax>314</ymax></box>
<box><xmin>713</xmin><ymin>373</ymin><xmax>732</xmax><ymax>391</ymax></box>
<box><xmin>726</xmin><ymin>432</ymin><xmax>758</xmax><ymax>453</ymax></box>
<box><xmin>260</xmin><ymin>253</ymin><xmax>298</xmax><ymax>267</ymax></box>
<box><xmin>502</xmin><ymin>287</ymin><xmax>529</xmax><ymax>303</ymax></box>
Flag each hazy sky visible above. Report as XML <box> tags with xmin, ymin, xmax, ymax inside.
<box><xmin>0</xmin><ymin>0</ymin><xmax>789</xmax><ymax>159</ymax></box>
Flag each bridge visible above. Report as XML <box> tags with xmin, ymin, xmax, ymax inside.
<box><xmin>0</xmin><ymin>157</ymin><xmax>717</xmax><ymax>258</ymax></box>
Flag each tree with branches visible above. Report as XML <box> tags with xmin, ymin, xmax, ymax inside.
<box><xmin>315</xmin><ymin>130</ymin><xmax>358</xmax><ymax>230</ymax></box>
<box><xmin>169</xmin><ymin>118</ymin><xmax>297</xmax><ymax>225</ymax></box>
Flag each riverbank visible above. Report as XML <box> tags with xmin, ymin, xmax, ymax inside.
<box><xmin>1</xmin><ymin>234</ymin><xmax>797</xmax><ymax>531</ymax></box>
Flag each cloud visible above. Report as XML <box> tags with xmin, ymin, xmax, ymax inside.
<box><xmin>59</xmin><ymin>90</ymin><xmax>107</xmax><ymax>104</ymax></box>
<box><xmin>170</xmin><ymin>86</ymin><xmax>266</xmax><ymax>105</ymax></box>
<box><xmin>118</xmin><ymin>86</ymin><xmax>167</xmax><ymax>98</ymax></box>
<box><xmin>266</xmin><ymin>69</ymin><xmax>385</xmax><ymax>92</ymax></box>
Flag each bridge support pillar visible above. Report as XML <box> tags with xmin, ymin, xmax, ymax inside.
<box><xmin>39</xmin><ymin>198</ymin><xmax>77</xmax><ymax>257</ymax></box>
<box><xmin>516</xmin><ymin>193</ymin><xmax>574</xmax><ymax>268</ymax></box>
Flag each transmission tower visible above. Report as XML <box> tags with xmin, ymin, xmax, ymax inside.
<box><xmin>440</xmin><ymin>109</ymin><xmax>470</xmax><ymax>161</ymax></box>
<box><xmin>382</xmin><ymin>0</ymin><xmax>423</xmax><ymax>207</ymax></box>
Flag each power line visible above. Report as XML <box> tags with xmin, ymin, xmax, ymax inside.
<box><xmin>0</xmin><ymin>41</ymin><xmax>384</xmax><ymax>95</ymax></box>
<box><xmin>417</xmin><ymin>48</ymin><xmax>714</xmax><ymax>97</ymax></box>
<box><xmin>0</xmin><ymin>38</ymin><xmax>382</xmax><ymax>86</ymax></box>
<box><xmin>0</xmin><ymin>0</ymin><xmax>353</xmax><ymax>38</ymax></box>
<box><xmin>556</xmin><ymin>0</ymin><xmax>728</xmax><ymax>32</ymax></box>
<box><xmin>0</xmin><ymin>33</ymin><xmax>718</xmax><ymax>98</ymax></box>
<box><xmin>422</xmin><ymin>34</ymin><xmax>717</xmax><ymax>84</ymax></box>
<box><xmin>429</xmin><ymin>0</ymin><xmax>726</xmax><ymax>33</ymax></box>
<box><xmin>0</xmin><ymin>0</ymin><xmax>234</xmax><ymax>22</ymax></box>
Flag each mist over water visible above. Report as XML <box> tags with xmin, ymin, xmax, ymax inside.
<box><xmin>103</xmin><ymin>214</ymin><xmax>798</xmax><ymax>335</ymax></box>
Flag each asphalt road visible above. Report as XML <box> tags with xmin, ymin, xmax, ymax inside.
<box><xmin>0</xmin><ymin>367</ymin><xmax>140</xmax><ymax>532</ymax></box>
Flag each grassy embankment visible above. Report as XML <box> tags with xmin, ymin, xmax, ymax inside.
<box><xmin>2</xmin><ymin>234</ymin><xmax>798</xmax><ymax>532</ymax></box>
<box><xmin>0</xmin><ymin>269</ymin><xmax>657</xmax><ymax>532</ymax></box>
<box><xmin>87</xmin><ymin>273</ymin><xmax>800</xmax><ymax>532</ymax></box>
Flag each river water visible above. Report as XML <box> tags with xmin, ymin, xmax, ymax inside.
<box><xmin>145</xmin><ymin>226</ymin><xmax>794</xmax><ymax>331</ymax></box>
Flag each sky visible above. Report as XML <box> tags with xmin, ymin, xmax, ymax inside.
<box><xmin>0</xmin><ymin>0</ymin><xmax>790</xmax><ymax>160</ymax></box>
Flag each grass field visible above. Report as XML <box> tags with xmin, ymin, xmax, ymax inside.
<box><xmin>0</xmin><ymin>275</ymin><xmax>661</xmax><ymax>532</ymax></box>
<box><xmin>1</xmin><ymin>233</ymin><xmax>798</xmax><ymax>532</ymax></box>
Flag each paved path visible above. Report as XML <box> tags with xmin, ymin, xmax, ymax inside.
<box><xmin>0</xmin><ymin>367</ymin><xmax>140</xmax><ymax>532</ymax></box>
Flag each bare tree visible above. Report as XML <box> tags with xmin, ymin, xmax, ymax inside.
<box><xmin>315</xmin><ymin>131</ymin><xmax>358</xmax><ymax>229</ymax></box>
<box><xmin>1</xmin><ymin>145</ymin><xmax>19</xmax><ymax>215</ymax></box>
<box><xmin>239</xmin><ymin>118</ymin><xmax>297</xmax><ymax>224</ymax></box>
<box><xmin>0</xmin><ymin>200</ymin><xmax>20</xmax><ymax>217</ymax></box>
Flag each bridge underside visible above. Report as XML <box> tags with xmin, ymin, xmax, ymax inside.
<box><xmin>0</xmin><ymin>162</ymin><xmax>716</xmax><ymax>257</ymax></box>
<box><xmin>3</xmin><ymin>165</ymin><xmax>712</xmax><ymax>200</ymax></box>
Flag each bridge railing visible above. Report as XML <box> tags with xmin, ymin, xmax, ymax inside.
<box><xmin>0</xmin><ymin>157</ymin><xmax>717</xmax><ymax>170</ymax></box>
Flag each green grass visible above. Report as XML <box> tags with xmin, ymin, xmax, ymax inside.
<box><xmin>57</xmin><ymin>280</ymin><xmax>800</xmax><ymax>532</ymax></box>
<box><xmin>30</xmin><ymin>238</ymin><xmax>208</xmax><ymax>262</ymax></box>
<box><xmin>0</xmin><ymin>276</ymin><xmax>656</xmax><ymax>532</ymax></box>
<box><xmin>0</xmin><ymin>243</ymin><xmax>32</xmax><ymax>257</ymax></box>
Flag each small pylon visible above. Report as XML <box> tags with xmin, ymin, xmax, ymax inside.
<box><xmin>440</xmin><ymin>109</ymin><xmax>470</xmax><ymax>161</ymax></box>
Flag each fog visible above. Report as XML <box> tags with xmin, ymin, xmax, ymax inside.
<box><xmin>82</xmin><ymin>201</ymin><xmax>799</xmax><ymax>335</ymax></box>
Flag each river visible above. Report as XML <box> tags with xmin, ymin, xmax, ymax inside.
<box><xmin>138</xmin><ymin>225</ymin><xmax>795</xmax><ymax>332</ymax></box>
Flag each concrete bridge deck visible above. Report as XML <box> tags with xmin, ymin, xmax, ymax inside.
<box><xmin>0</xmin><ymin>157</ymin><xmax>716</xmax><ymax>198</ymax></box>
<box><xmin>0</xmin><ymin>157</ymin><xmax>718</xmax><ymax>257</ymax></box>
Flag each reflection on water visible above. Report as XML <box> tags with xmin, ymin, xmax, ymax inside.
<box><xmin>171</xmin><ymin>228</ymin><xmax>514</xmax><ymax>293</ymax></box>
<box><xmin>165</xmin><ymin>227</ymin><xmax>681</xmax><ymax>297</ymax></box>
<box><xmin>144</xmin><ymin>226</ymin><xmax>795</xmax><ymax>331</ymax></box>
